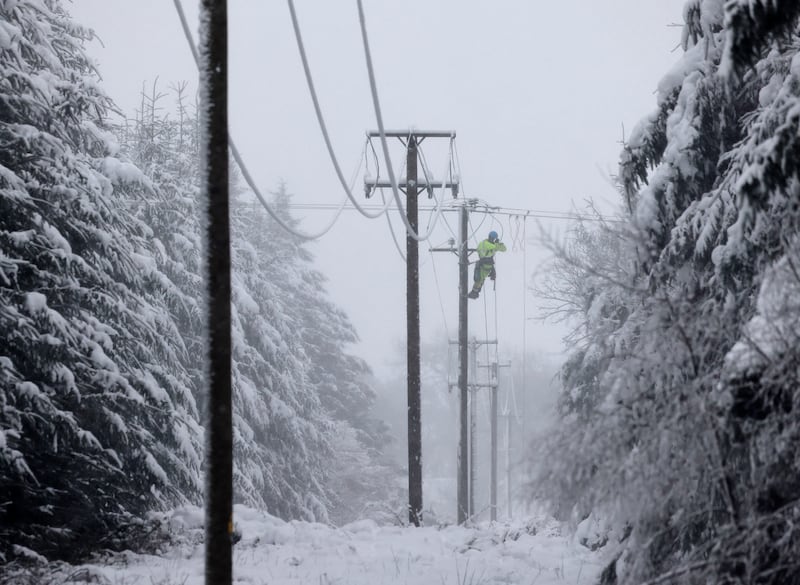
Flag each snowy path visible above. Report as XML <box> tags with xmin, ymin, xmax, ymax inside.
<box><xmin>58</xmin><ymin>507</ymin><xmax>604</xmax><ymax>585</ymax></box>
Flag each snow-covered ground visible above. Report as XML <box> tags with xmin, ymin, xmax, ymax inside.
<box><xmin>24</xmin><ymin>506</ymin><xmax>605</xmax><ymax>585</ymax></box>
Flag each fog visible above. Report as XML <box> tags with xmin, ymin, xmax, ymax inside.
<box><xmin>69</xmin><ymin>0</ymin><xmax>685</xmax><ymax>374</ymax></box>
<box><xmin>59</xmin><ymin>0</ymin><xmax>688</xmax><ymax>519</ymax></box>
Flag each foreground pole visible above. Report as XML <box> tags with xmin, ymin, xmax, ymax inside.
<box><xmin>200</xmin><ymin>1</ymin><xmax>233</xmax><ymax>583</ymax></box>
<box><xmin>407</xmin><ymin>137</ymin><xmax>422</xmax><ymax>526</ymax></box>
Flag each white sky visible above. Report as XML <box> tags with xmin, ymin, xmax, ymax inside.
<box><xmin>68</xmin><ymin>0</ymin><xmax>687</xmax><ymax>376</ymax></box>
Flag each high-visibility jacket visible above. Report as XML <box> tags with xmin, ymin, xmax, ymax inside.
<box><xmin>476</xmin><ymin>239</ymin><xmax>507</xmax><ymax>260</ymax></box>
<box><xmin>472</xmin><ymin>238</ymin><xmax>506</xmax><ymax>289</ymax></box>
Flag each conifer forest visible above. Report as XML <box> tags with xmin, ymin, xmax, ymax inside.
<box><xmin>2</xmin><ymin>1</ymin><xmax>800</xmax><ymax>584</ymax></box>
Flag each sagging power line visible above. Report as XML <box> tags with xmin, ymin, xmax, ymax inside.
<box><xmin>173</xmin><ymin>0</ymin><xmax>575</xmax><ymax>532</ymax></box>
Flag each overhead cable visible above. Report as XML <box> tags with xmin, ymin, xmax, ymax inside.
<box><xmin>380</xmin><ymin>154</ymin><xmax>409</xmax><ymax>262</ymax></box>
<box><xmin>356</xmin><ymin>0</ymin><xmax>443</xmax><ymax>242</ymax></box>
<box><xmin>382</xmin><ymin>189</ymin><xmax>406</xmax><ymax>262</ymax></box>
<box><xmin>414</xmin><ymin>138</ymin><xmax>455</xmax><ymax>240</ymax></box>
<box><xmin>272</xmin><ymin>203</ymin><xmax>617</xmax><ymax>224</ymax></box>
<box><xmin>288</xmin><ymin>0</ymin><xmax>453</xmax><ymax>233</ymax></box>
<box><xmin>172</xmin><ymin>0</ymin><xmax>350</xmax><ymax>240</ymax></box>
<box><xmin>286</xmin><ymin>0</ymin><xmax>397</xmax><ymax>221</ymax></box>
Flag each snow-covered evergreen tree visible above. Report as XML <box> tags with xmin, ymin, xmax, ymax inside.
<box><xmin>115</xmin><ymin>90</ymin><xmax>333</xmax><ymax>520</ymax></box>
<box><xmin>114</xmin><ymin>83</ymin><xmax>206</xmax><ymax>415</ymax></box>
<box><xmin>533</xmin><ymin>2</ymin><xmax>800</xmax><ymax>583</ymax></box>
<box><xmin>234</xmin><ymin>187</ymin><xmax>395</xmax><ymax>524</ymax></box>
<box><xmin>0</xmin><ymin>0</ymin><xmax>401</xmax><ymax>560</ymax></box>
<box><xmin>0</xmin><ymin>1</ymin><xmax>202</xmax><ymax>562</ymax></box>
<box><xmin>117</xmin><ymin>94</ymin><xmax>392</xmax><ymax>523</ymax></box>
<box><xmin>227</xmin><ymin>197</ymin><xmax>330</xmax><ymax>520</ymax></box>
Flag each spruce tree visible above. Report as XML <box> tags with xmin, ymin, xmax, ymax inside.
<box><xmin>117</xmin><ymin>90</ymin><xmax>393</xmax><ymax>524</ymax></box>
<box><xmin>533</xmin><ymin>2</ymin><xmax>800</xmax><ymax>583</ymax></box>
<box><xmin>117</xmin><ymin>90</ymin><xmax>333</xmax><ymax>521</ymax></box>
<box><xmin>0</xmin><ymin>1</ymin><xmax>202</xmax><ymax>562</ymax></box>
<box><xmin>235</xmin><ymin>186</ymin><xmax>394</xmax><ymax>524</ymax></box>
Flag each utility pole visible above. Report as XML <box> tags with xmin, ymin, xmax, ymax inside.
<box><xmin>491</xmin><ymin>377</ymin><xmax>497</xmax><ymax>521</ymax></box>
<box><xmin>469</xmin><ymin>338</ymin><xmax>478</xmax><ymax>518</ymax></box>
<box><xmin>405</xmin><ymin>136</ymin><xmax>422</xmax><ymax>527</ymax></box>
<box><xmin>200</xmin><ymin>0</ymin><xmax>232</xmax><ymax>583</ymax></box>
<box><xmin>441</xmin><ymin>201</ymin><xmax>474</xmax><ymax>524</ymax></box>
<box><xmin>485</xmin><ymin>360</ymin><xmax>510</xmax><ymax>521</ymax></box>
<box><xmin>505</xmin><ymin>399</ymin><xmax>512</xmax><ymax>519</ymax></box>
<box><xmin>458</xmin><ymin>204</ymin><xmax>469</xmax><ymax>524</ymax></box>
<box><xmin>365</xmin><ymin>130</ymin><xmax>457</xmax><ymax>527</ymax></box>
<box><xmin>467</xmin><ymin>338</ymin><xmax>499</xmax><ymax>522</ymax></box>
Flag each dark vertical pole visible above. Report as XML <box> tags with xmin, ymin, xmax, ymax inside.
<box><xmin>407</xmin><ymin>137</ymin><xmax>422</xmax><ymax>526</ymax></box>
<box><xmin>201</xmin><ymin>2</ymin><xmax>232</xmax><ymax>584</ymax></box>
<box><xmin>506</xmin><ymin>404</ymin><xmax>512</xmax><ymax>519</ymax></box>
<box><xmin>469</xmin><ymin>339</ymin><xmax>477</xmax><ymax>518</ymax></box>
<box><xmin>457</xmin><ymin>205</ymin><xmax>469</xmax><ymax>524</ymax></box>
<box><xmin>490</xmin><ymin>382</ymin><xmax>498</xmax><ymax>522</ymax></box>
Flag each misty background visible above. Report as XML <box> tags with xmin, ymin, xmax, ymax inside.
<box><xmin>56</xmin><ymin>0</ymin><xmax>689</xmax><ymax>521</ymax></box>
<box><xmin>7</xmin><ymin>2</ymin><xmax>800</xmax><ymax>583</ymax></box>
<box><xmin>69</xmin><ymin>0</ymin><xmax>685</xmax><ymax>372</ymax></box>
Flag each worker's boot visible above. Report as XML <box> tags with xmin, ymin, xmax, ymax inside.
<box><xmin>468</xmin><ymin>289</ymin><xmax>480</xmax><ymax>299</ymax></box>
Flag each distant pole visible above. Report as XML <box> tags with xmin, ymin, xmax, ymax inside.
<box><xmin>489</xmin><ymin>374</ymin><xmax>497</xmax><ymax>522</ymax></box>
<box><xmin>469</xmin><ymin>338</ymin><xmax>477</xmax><ymax>519</ymax></box>
<box><xmin>521</xmin><ymin>217</ymin><xmax>528</xmax><ymax>447</ymax></box>
<box><xmin>457</xmin><ymin>204</ymin><xmax>469</xmax><ymax>524</ymax></box>
<box><xmin>490</xmin><ymin>378</ymin><xmax>498</xmax><ymax>522</ymax></box>
<box><xmin>506</xmin><ymin>404</ymin><xmax>512</xmax><ymax>519</ymax></box>
<box><xmin>490</xmin><ymin>361</ymin><xmax>510</xmax><ymax>522</ymax></box>
<box><xmin>407</xmin><ymin>137</ymin><xmax>422</xmax><ymax>527</ymax></box>
<box><xmin>520</xmin><ymin>216</ymin><xmax>527</xmax><ymax>517</ymax></box>
<box><xmin>200</xmin><ymin>0</ymin><xmax>232</xmax><ymax>583</ymax></box>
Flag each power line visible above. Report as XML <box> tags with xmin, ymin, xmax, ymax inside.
<box><xmin>286</xmin><ymin>0</ymin><xmax>397</xmax><ymax>222</ymax></box>
<box><xmin>282</xmin><ymin>202</ymin><xmax>620</xmax><ymax>223</ymax></box>
<box><xmin>379</xmin><ymin>153</ymin><xmax>409</xmax><ymax>262</ymax></box>
<box><xmin>426</xmin><ymin>246</ymin><xmax>451</xmax><ymax>340</ymax></box>
<box><xmin>381</xmin><ymin>189</ymin><xmax>406</xmax><ymax>262</ymax></box>
<box><xmin>472</xmin><ymin>205</ymin><xmax>624</xmax><ymax>223</ymax></box>
<box><xmin>173</xmin><ymin>0</ymin><xmax>350</xmax><ymax>241</ymax></box>
<box><xmin>176</xmin><ymin>0</ymin><xmax>618</xmax><ymax>244</ymax></box>
<box><xmin>356</xmin><ymin>0</ymin><xmax>448</xmax><ymax>243</ymax></box>
<box><xmin>469</xmin><ymin>208</ymin><xmax>490</xmax><ymax>243</ymax></box>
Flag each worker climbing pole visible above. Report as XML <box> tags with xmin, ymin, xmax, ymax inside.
<box><xmin>468</xmin><ymin>230</ymin><xmax>507</xmax><ymax>299</ymax></box>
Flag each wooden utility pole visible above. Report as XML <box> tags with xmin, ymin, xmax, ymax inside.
<box><xmin>506</xmin><ymin>405</ymin><xmax>512</xmax><ymax>519</ymax></box>
<box><xmin>406</xmin><ymin>136</ymin><xmax>422</xmax><ymax>526</ymax></box>
<box><xmin>365</xmin><ymin>130</ymin><xmax>457</xmax><ymax>527</ymax></box>
<box><xmin>491</xmin><ymin>379</ymin><xmax>498</xmax><ymax>521</ymax></box>
<box><xmin>469</xmin><ymin>340</ymin><xmax>502</xmax><ymax>522</ymax></box>
<box><xmin>487</xmin><ymin>360</ymin><xmax>510</xmax><ymax>521</ymax></box>
<box><xmin>445</xmin><ymin>201</ymin><xmax>481</xmax><ymax>524</ymax></box>
<box><xmin>469</xmin><ymin>338</ymin><xmax>478</xmax><ymax>518</ymax></box>
<box><xmin>457</xmin><ymin>203</ymin><xmax>469</xmax><ymax>524</ymax></box>
<box><xmin>444</xmin><ymin>201</ymin><xmax>510</xmax><ymax>524</ymax></box>
<box><xmin>200</xmin><ymin>0</ymin><xmax>232</xmax><ymax>583</ymax></box>
<box><xmin>435</xmin><ymin>202</ymin><xmax>470</xmax><ymax>524</ymax></box>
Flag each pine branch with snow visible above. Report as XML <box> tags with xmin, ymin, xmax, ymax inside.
<box><xmin>721</xmin><ymin>0</ymin><xmax>800</xmax><ymax>79</ymax></box>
